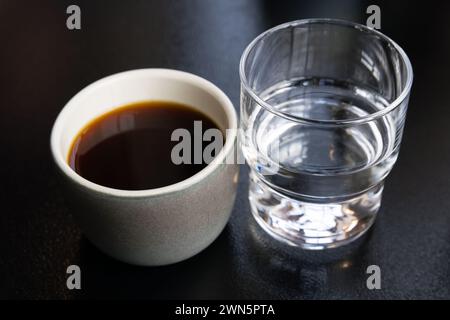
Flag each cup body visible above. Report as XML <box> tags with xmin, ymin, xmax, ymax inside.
<box><xmin>51</xmin><ymin>69</ymin><xmax>238</xmax><ymax>265</ymax></box>
<box><xmin>239</xmin><ymin>19</ymin><xmax>413</xmax><ymax>249</ymax></box>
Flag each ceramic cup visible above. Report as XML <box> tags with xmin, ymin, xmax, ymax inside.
<box><xmin>50</xmin><ymin>69</ymin><xmax>238</xmax><ymax>266</ymax></box>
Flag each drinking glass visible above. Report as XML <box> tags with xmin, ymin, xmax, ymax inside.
<box><xmin>239</xmin><ymin>19</ymin><xmax>413</xmax><ymax>249</ymax></box>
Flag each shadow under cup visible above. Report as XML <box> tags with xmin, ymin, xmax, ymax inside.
<box><xmin>51</xmin><ymin>69</ymin><xmax>238</xmax><ymax>266</ymax></box>
<box><xmin>239</xmin><ymin>19</ymin><xmax>413</xmax><ymax>249</ymax></box>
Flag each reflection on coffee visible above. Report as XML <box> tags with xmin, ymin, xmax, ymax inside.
<box><xmin>68</xmin><ymin>101</ymin><xmax>222</xmax><ymax>190</ymax></box>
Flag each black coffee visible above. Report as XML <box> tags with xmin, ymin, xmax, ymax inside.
<box><xmin>68</xmin><ymin>101</ymin><xmax>222</xmax><ymax>190</ymax></box>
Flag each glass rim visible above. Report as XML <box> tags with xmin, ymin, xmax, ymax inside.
<box><xmin>239</xmin><ymin>18</ymin><xmax>414</xmax><ymax>126</ymax></box>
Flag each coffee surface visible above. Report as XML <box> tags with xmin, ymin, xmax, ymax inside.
<box><xmin>68</xmin><ymin>101</ymin><xmax>222</xmax><ymax>190</ymax></box>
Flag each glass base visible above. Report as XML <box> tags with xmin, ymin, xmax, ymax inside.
<box><xmin>249</xmin><ymin>173</ymin><xmax>382</xmax><ymax>250</ymax></box>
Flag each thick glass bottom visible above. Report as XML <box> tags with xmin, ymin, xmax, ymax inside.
<box><xmin>249</xmin><ymin>172</ymin><xmax>382</xmax><ymax>249</ymax></box>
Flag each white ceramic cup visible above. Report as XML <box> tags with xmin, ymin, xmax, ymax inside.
<box><xmin>50</xmin><ymin>69</ymin><xmax>238</xmax><ymax>266</ymax></box>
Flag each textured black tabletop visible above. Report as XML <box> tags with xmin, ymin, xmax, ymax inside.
<box><xmin>1</xmin><ymin>0</ymin><xmax>450</xmax><ymax>300</ymax></box>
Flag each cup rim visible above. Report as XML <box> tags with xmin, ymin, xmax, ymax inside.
<box><xmin>239</xmin><ymin>18</ymin><xmax>414</xmax><ymax>126</ymax></box>
<box><xmin>50</xmin><ymin>68</ymin><xmax>237</xmax><ymax>198</ymax></box>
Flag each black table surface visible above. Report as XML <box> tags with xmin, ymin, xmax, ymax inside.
<box><xmin>1</xmin><ymin>0</ymin><xmax>450</xmax><ymax>300</ymax></box>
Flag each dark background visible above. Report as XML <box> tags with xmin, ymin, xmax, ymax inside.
<box><xmin>1</xmin><ymin>0</ymin><xmax>449</xmax><ymax>299</ymax></box>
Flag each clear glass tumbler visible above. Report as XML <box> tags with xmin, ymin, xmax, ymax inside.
<box><xmin>239</xmin><ymin>19</ymin><xmax>413</xmax><ymax>249</ymax></box>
